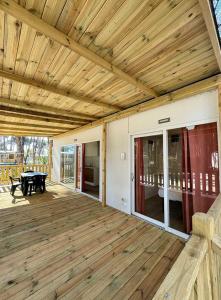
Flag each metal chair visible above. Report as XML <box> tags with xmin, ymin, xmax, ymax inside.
<box><xmin>9</xmin><ymin>176</ymin><xmax>21</xmax><ymax>196</ymax></box>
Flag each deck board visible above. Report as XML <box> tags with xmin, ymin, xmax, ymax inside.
<box><xmin>0</xmin><ymin>184</ymin><xmax>184</xmax><ymax>299</ymax></box>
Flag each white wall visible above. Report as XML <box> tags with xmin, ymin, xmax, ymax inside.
<box><xmin>52</xmin><ymin>89</ymin><xmax>219</xmax><ymax>214</ymax></box>
<box><xmin>106</xmin><ymin>118</ymin><xmax>130</xmax><ymax>212</ymax></box>
<box><xmin>106</xmin><ymin>89</ymin><xmax>219</xmax><ymax>214</ymax></box>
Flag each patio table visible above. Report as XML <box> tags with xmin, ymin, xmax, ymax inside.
<box><xmin>21</xmin><ymin>172</ymin><xmax>48</xmax><ymax>196</ymax></box>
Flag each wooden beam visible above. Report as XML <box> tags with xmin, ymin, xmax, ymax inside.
<box><xmin>0</xmin><ymin>120</ymin><xmax>74</xmax><ymax>131</ymax></box>
<box><xmin>0</xmin><ymin>111</ymin><xmax>81</xmax><ymax>125</ymax></box>
<box><xmin>0</xmin><ymin>105</ymin><xmax>88</xmax><ymax>123</ymax></box>
<box><xmin>0</xmin><ymin>133</ymin><xmax>54</xmax><ymax>136</ymax></box>
<box><xmin>0</xmin><ymin>131</ymin><xmax>56</xmax><ymax>136</ymax></box>
<box><xmin>0</xmin><ymin>128</ymin><xmax>62</xmax><ymax>135</ymax></box>
<box><xmin>0</xmin><ymin>0</ymin><xmax>158</xmax><ymax>98</ymax></box>
<box><xmin>102</xmin><ymin>123</ymin><xmax>107</xmax><ymax>207</ymax></box>
<box><xmin>198</xmin><ymin>0</ymin><xmax>221</xmax><ymax>71</ymax></box>
<box><xmin>58</xmin><ymin>73</ymin><xmax>221</xmax><ymax>137</ymax></box>
<box><xmin>0</xmin><ymin>69</ymin><xmax>121</xmax><ymax>112</ymax></box>
<box><xmin>0</xmin><ymin>123</ymin><xmax>65</xmax><ymax>132</ymax></box>
<box><xmin>0</xmin><ymin>97</ymin><xmax>97</xmax><ymax>121</ymax></box>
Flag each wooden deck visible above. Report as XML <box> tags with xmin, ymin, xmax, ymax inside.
<box><xmin>0</xmin><ymin>183</ymin><xmax>184</xmax><ymax>300</ymax></box>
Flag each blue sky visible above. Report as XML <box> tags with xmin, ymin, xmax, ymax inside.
<box><xmin>213</xmin><ymin>0</ymin><xmax>221</xmax><ymax>38</ymax></box>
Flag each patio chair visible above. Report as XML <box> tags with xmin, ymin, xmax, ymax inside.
<box><xmin>9</xmin><ymin>176</ymin><xmax>21</xmax><ymax>196</ymax></box>
<box><xmin>34</xmin><ymin>175</ymin><xmax>45</xmax><ymax>193</ymax></box>
<box><xmin>23</xmin><ymin>176</ymin><xmax>35</xmax><ymax>196</ymax></box>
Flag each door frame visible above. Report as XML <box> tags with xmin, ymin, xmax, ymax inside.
<box><xmin>75</xmin><ymin>144</ymin><xmax>82</xmax><ymax>192</ymax></box>
<box><xmin>131</xmin><ymin>130</ymin><xmax>166</xmax><ymax>230</ymax></box>
<box><xmin>130</xmin><ymin>118</ymin><xmax>219</xmax><ymax>240</ymax></box>
<box><xmin>81</xmin><ymin>141</ymin><xmax>101</xmax><ymax>201</ymax></box>
<box><xmin>60</xmin><ymin>144</ymin><xmax>76</xmax><ymax>186</ymax></box>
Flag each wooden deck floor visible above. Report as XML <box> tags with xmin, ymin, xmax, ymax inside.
<box><xmin>0</xmin><ymin>184</ymin><xmax>184</xmax><ymax>300</ymax></box>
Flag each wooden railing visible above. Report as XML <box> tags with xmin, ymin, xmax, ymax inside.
<box><xmin>0</xmin><ymin>164</ymin><xmax>49</xmax><ymax>184</ymax></box>
<box><xmin>139</xmin><ymin>171</ymin><xmax>219</xmax><ymax>194</ymax></box>
<box><xmin>153</xmin><ymin>194</ymin><xmax>221</xmax><ymax>300</ymax></box>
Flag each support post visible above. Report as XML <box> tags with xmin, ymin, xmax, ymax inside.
<box><xmin>48</xmin><ymin>139</ymin><xmax>53</xmax><ymax>181</ymax></box>
<box><xmin>102</xmin><ymin>123</ymin><xmax>107</xmax><ymax>207</ymax></box>
<box><xmin>192</xmin><ymin>213</ymin><xmax>218</xmax><ymax>300</ymax></box>
<box><xmin>218</xmin><ymin>85</ymin><xmax>221</xmax><ymax>186</ymax></box>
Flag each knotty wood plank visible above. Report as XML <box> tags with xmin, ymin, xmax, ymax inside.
<box><xmin>0</xmin><ymin>183</ymin><xmax>184</xmax><ymax>299</ymax></box>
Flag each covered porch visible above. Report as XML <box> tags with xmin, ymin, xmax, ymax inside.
<box><xmin>0</xmin><ymin>183</ymin><xmax>183</xmax><ymax>299</ymax></box>
<box><xmin>0</xmin><ymin>0</ymin><xmax>221</xmax><ymax>299</ymax></box>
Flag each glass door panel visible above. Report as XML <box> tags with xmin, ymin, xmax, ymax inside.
<box><xmin>60</xmin><ymin>145</ymin><xmax>75</xmax><ymax>188</ymax></box>
<box><xmin>76</xmin><ymin>145</ymin><xmax>81</xmax><ymax>190</ymax></box>
<box><xmin>168</xmin><ymin>122</ymin><xmax>219</xmax><ymax>234</ymax></box>
<box><xmin>134</xmin><ymin>134</ymin><xmax>164</xmax><ymax>223</ymax></box>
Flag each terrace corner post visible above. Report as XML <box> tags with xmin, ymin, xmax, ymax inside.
<box><xmin>102</xmin><ymin>123</ymin><xmax>107</xmax><ymax>207</ymax></box>
<box><xmin>48</xmin><ymin>139</ymin><xmax>53</xmax><ymax>181</ymax></box>
<box><xmin>219</xmin><ymin>85</ymin><xmax>221</xmax><ymax>163</ymax></box>
<box><xmin>192</xmin><ymin>213</ymin><xmax>218</xmax><ymax>300</ymax></box>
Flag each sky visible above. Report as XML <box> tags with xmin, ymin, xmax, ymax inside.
<box><xmin>213</xmin><ymin>0</ymin><xmax>221</xmax><ymax>38</ymax></box>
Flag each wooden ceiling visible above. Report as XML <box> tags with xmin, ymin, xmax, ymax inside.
<box><xmin>0</xmin><ymin>0</ymin><xmax>220</xmax><ymax>136</ymax></box>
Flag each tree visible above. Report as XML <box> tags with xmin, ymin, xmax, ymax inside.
<box><xmin>15</xmin><ymin>137</ymin><xmax>25</xmax><ymax>164</ymax></box>
<box><xmin>23</xmin><ymin>137</ymin><xmax>33</xmax><ymax>165</ymax></box>
<box><xmin>0</xmin><ymin>136</ymin><xmax>48</xmax><ymax>164</ymax></box>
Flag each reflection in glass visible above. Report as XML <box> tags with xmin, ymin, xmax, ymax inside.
<box><xmin>134</xmin><ymin>135</ymin><xmax>164</xmax><ymax>222</ymax></box>
<box><xmin>60</xmin><ymin>145</ymin><xmax>75</xmax><ymax>188</ymax></box>
<box><xmin>76</xmin><ymin>145</ymin><xmax>81</xmax><ymax>190</ymax></box>
<box><xmin>168</xmin><ymin>123</ymin><xmax>219</xmax><ymax>234</ymax></box>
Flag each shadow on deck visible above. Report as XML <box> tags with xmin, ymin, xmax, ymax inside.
<box><xmin>0</xmin><ymin>183</ymin><xmax>184</xmax><ymax>299</ymax></box>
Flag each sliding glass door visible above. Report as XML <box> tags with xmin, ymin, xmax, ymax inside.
<box><xmin>134</xmin><ymin>132</ymin><xmax>164</xmax><ymax>226</ymax></box>
<box><xmin>60</xmin><ymin>145</ymin><xmax>76</xmax><ymax>188</ymax></box>
<box><xmin>167</xmin><ymin>123</ymin><xmax>219</xmax><ymax>234</ymax></box>
<box><xmin>132</xmin><ymin>122</ymin><xmax>220</xmax><ymax>236</ymax></box>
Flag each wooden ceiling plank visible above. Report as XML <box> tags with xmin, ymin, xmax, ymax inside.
<box><xmin>143</xmin><ymin>50</ymin><xmax>216</xmax><ymax>86</ymax></box>
<box><xmin>0</xmin><ymin>132</ymin><xmax>56</xmax><ymax>136</ymax></box>
<box><xmin>0</xmin><ymin>0</ymin><xmax>158</xmax><ymax>98</ymax></box>
<box><xmin>57</xmin><ymin>73</ymin><xmax>221</xmax><ymax>136</ymax></box>
<box><xmin>136</xmin><ymin>38</ymin><xmax>211</xmax><ymax>79</ymax></box>
<box><xmin>0</xmin><ymin>97</ymin><xmax>97</xmax><ymax>121</ymax></box>
<box><xmin>115</xmin><ymin>2</ymin><xmax>201</xmax><ymax>68</ymax></box>
<box><xmin>0</xmin><ymin>111</ymin><xmax>82</xmax><ymax>125</ymax></box>
<box><xmin>0</xmin><ymin>105</ymin><xmax>88</xmax><ymax>123</ymax></box>
<box><xmin>0</xmin><ymin>69</ymin><xmax>121</xmax><ymax>111</ymax></box>
<box><xmin>153</xmin><ymin>62</ymin><xmax>218</xmax><ymax>93</ymax></box>
<box><xmin>0</xmin><ymin>121</ymin><xmax>67</xmax><ymax>131</ymax></box>
<box><xmin>111</xmin><ymin>0</ymin><xmax>191</xmax><ymax>64</ymax></box>
<box><xmin>148</xmin><ymin>56</ymin><xmax>217</xmax><ymax>89</ymax></box>
<box><xmin>198</xmin><ymin>0</ymin><xmax>221</xmax><ymax>71</ymax></box>
<box><xmin>0</xmin><ymin>128</ymin><xmax>65</xmax><ymax>134</ymax></box>
<box><xmin>121</xmin><ymin>20</ymin><xmax>207</xmax><ymax>77</ymax></box>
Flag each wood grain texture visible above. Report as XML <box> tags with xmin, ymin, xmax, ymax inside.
<box><xmin>0</xmin><ymin>0</ymin><xmax>219</xmax><ymax>134</ymax></box>
<box><xmin>55</xmin><ymin>73</ymin><xmax>221</xmax><ymax>138</ymax></box>
<box><xmin>0</xmin><ymin>183</ymin><xmax>184</xmax><ymax>299</ymax></box>
<box><xmin>0</xmin><ymin>0</ymin><xmax>158</xmax><ymax>97</ymax></box>
<box><xmin>198</xmin><ymin>0</ymin><xmax>221</xmax><ymax>71</ymax></box>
